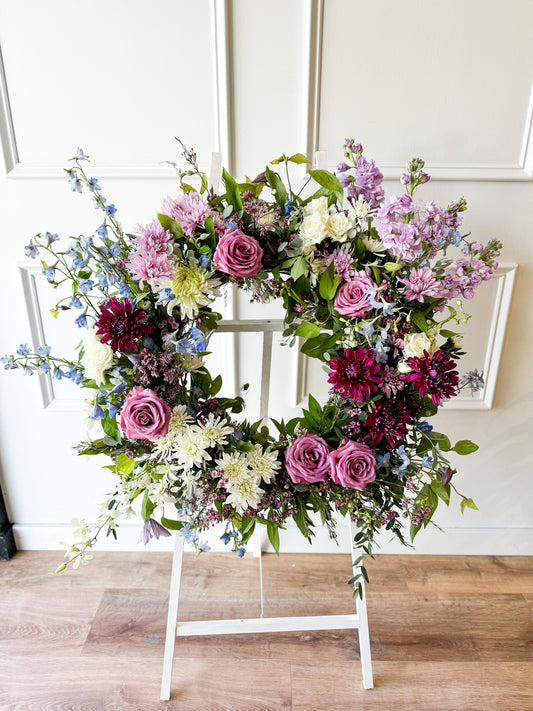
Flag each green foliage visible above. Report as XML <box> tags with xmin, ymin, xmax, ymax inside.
<box><xmin>222</xmin><ymin>168</ymin><xmax>243</xmax><ymax>211</ymax></box>
<box><xmin>453</xmin><ymin>440</ymin><xmax>479</xmax><ymax>455</ymax></box>
<box><xmin>309</xmin><ymin>169</ymin><xmax>344</xmax><ymax>203</ymax></box>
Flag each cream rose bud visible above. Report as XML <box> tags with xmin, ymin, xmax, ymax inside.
<box><xmin>403</xmin><ymin>332</ymin><xmax>438</xmax><ymax>359</ymax></box>
<box><xmin>327</xmin><ymin>210</ymin><xmax>353</xmax><ymax>242</ymax></box>
<box><xmin>397</xmin><ymin>360</ymin><xmax>412</xmax><ymax>374</ymax></box>
<box><xmin>304</xmin><ymin>195</ymin><xmax>330</xmax><ymax>217</ymax></box>
<box><xmin>299</xmin><ymin>212</ymin><xmax>329</xmax><ymax>254</ymax></box>
<box><xmin>82</xmin><ymin>330</ymin><xmax>114</xmax><ymax>385</ymax></box>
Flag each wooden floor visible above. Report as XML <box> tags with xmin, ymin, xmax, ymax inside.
<box><xmin>0</xmin><ymin>551</ymin><xmax>531</xmax><ymax>710</ymax></box>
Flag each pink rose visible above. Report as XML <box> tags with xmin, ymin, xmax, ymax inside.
<box><xmin>120</xmin><ymin>386</ymin><xmax>171</xmax><ymax>440</ymax></box>
<box><xmin>213</xmin><ymin>228</ymin><xmax>263</xmax><ymax>277</ymax></box>
<box><xmin>284</xmin><ymin>433</ymin><xmax>331</xmax><ymax>484</ymax></box>
<box><xmin>329</xmin><ymin>438</ymin><xmax>376</xmax><ymax>491</ymax></box>
<box><xmin>333</xmin><ymin>272</ymin><xmax>374</xmax><ymax>316</ymax></box>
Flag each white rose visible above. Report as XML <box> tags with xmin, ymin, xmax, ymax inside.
<box><xmin>82</xmin><ymin>330</ymin><xmax>114</xmax><ymax>385</ymax></box>
<box><xmin>327</xmin><ymin>210</ymin><xmax>353</xmax><ymax>242</ymax></box>
<box><xmin>299</xmin><ymin>212</ymin><xmax>329</xmax><ymax>254</ymax></box>
<box><xmin>304</xmin><ymin>195</ymin><xmax>330</xmax><ymax>217</ymax></box>
<box><xmin>403</xmin><ymin>332</ymin><xmax>438</xmax><ymax>359</ymax></box>
<box><xmin>397</xmin><ymin>360</ymin><xmax>412</xmax><ymax>374</ymax></box>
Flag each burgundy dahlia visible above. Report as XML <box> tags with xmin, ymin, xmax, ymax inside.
<box><xmin>365</xmin><ymin>399</ymin><xmax>412</xmax><ymax>447</ymax></box>
<box><xmin>404</xmin><ymin>349</ymin><xmax>459</xmax><ymax>406</ymax></box>
<box><xmin>328</xmin><ymin>346</ymin><xmax>381</xmax><ymax>402</ymax></box>
<box><xmin>96</xmin><ymin>297</ymin><xmax>153</xmax><ymax>352</ymax></box>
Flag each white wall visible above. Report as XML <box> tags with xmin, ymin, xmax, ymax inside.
<box><xmin>0</xmin><ymin>0</ymin><xmax>531</xmax><ymax>555</ymax></box>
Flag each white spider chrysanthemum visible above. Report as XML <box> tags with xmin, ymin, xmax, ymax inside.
<box><xmin>216</xmin><ymin>452</ymin><xmax>249</xmax><ymax>481</ymax></box>
<box><xmin>193</xmin><ymin>414</ymin><xmax>234</xmax><ymax>448</ymax></box>
<box><xmin>160</xmin><ymin>264</ymin><xmax>221</xmax><ymax>320</ymax></box>
<box><xmin>349</xmin><ymin>194</ymin><xmax>372</xmax><ymax>221</ymax></box>
<box><xmin>174</xmin><ymin>429</ymin><xmax>210</xmax><ymax>469</ymax></box>
<box><xmin>150</xmin><ymin>432</ymin><xmax>177</xmax><ymax>461</ymax></box>
<box><xmin>180</xmin><ymin>469</ymin><xmax>201</xmax><ymax>498</ymax></box>
<box><xmin>225</xmin><ymin>473</ymin><xmax>264</xmax><ymax>510</ymax></box>
<box><xmin>246</xmin><ymin>445</ymin><xmax>281</xmax><ymax>484</ymax></box>
<box><xmin>168</xmin><ymin>405</ymin><xmax>194</xmax><ymax>435</ymax></box>
<box><xmin>180</xmin><ymin>353</ymin><xmax>205</xmax><ymax>373</ymax></box>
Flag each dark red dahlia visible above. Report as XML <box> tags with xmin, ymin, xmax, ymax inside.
<box><xmin>365</xmin><ymin>399</ymin><xmax>412</xmax><ymax>447</ymax></box>
<box><xmin>95</xmin><ymin>297</ymin><xmax>153</xmax><ymax>352</ymax></box>
<box><xmin>404</xmin><ymin>349</ymin><xmax>459</xmax><ymax>406</ymax></box>
<box><xmin>328</xmin><ymin>346</ymin><xmax>381</xmax><ymax>402</ymax></box>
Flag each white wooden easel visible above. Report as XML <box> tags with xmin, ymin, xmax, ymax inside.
<box><xmin>160</xmin><ymin>154</ymin><xmax>374</xmax><ymax>701</ymax></box>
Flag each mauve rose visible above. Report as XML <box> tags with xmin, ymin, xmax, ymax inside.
<box><xmin>333</xmin><ymin>271</ymin><xmax>374</xmax><ymax>316</ymax></box>
<box><xmin>120</xmin><ymin>386</ymin><xmax>171</xmax><ymax>440</ymax></box>
<box><xmin>284</xmin><ymin>433</ymin><xmax>331</xmax><ymax>484</ymax></box>
<box><xmin>213</xmin><ymin>228</ymin><xmax>263</xmax><ymax>277</ymax></box>
<box><xmin>329</xmin><ymin>438</ymin><xmax>376</xmax><ymax>491</ymax></box>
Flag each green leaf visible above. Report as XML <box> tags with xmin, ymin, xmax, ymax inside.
<box><xmin>102</xmin><ymin>416</ymin><xmax>121</xmax><ymax>443</ymax></box>
<box><xmin>461</xmin><ymin>497</ymin><xmax>479</xmax><ymax>513</ymax></box>
<box><xmin>410</xmin><ymin>522</ymin><xmax>422</xmax><ymax>542</ymax></box>
<box><xmin>115</xmin><ymin>453</ymin><xmax>135</xmax><ymax>476</ymax></box>
<box><xmin>309</xmin><ymin>169</ymin><xmax>344</xmax><ymax>202</ymax></box>
<box><xmin>222</xmin><ymin>168</ymin><xmax>243</xmax><ymax>211</ymax></box>
<box><xmin>265</xmin><ymin>166</ymin><xmax>288</xmax><ymax>209</ymax></box>
<box><xmin>411</xmin><ymin>310</ymin><xmax>429</xmax><ymax>334</ymax></box>
<box><xmin>453</xmin><ymin>439</ymin><xmax>479</xmax><ymax>455</ymax></box>
<box><xmin>161</xmin><ymin>516</ymin><xmax>184</xmax><ymax>531</ymax></box>
<box><xmin>431</xmin><ymin>432</ymin><xmax>451</xmax><ymax>452</ymax></box>
<box><xmin>236</xmin><ymin>440</ymin><xmax>256</xmax><ymax>453</ymax></box>
<box><xmin>290</xmin><ymin>256</ymin><xmax>308</xmax><ymax>281</ymax></box>
<box><xmin>141</xmin><ymin>492</ymin><xmax>156</xmax><ymax>521</ymax></box>
<box><xmin>383</xmin><ymin>262</ymin><xmax>403</xmax><ymax>273</ymax></box>
<box><xmin>308</xmin><ymin>393</ymin><xmax>322</xmax><ymax>420</ymax></box>
<box><xmin>319</xmin><ymin>262</ymin><xmax>340</xmax><ymax>301</ymax></box>
<box><xmin>300</xmin><ymin>332</ymin><xmax>340</xmax><ymax>359</ymax></box>
<box><xmin>203</xmin><ymin>214</ymin><xmax>216</xmax><ymax>248</ymax></box>
<box><xmin>210</xmin><ymin>374</ymin><xmax>222</xmax><ymax>396</ymax></box>
<box><xmin>267</xmin><ymin>520</ymin><xmax>280</xmax><ymax>554</ymax></box>
<box><xmin>430</xmin><ymin>478</ymin><xmax>450</xmax><ymax>505</ymax></box>
<box><xmin>157</xmin><ymin>213</ymin><xmax>184</xmax><ymax>240</ymax></box>
<box><xmin>295</xmin><ymin>322</ymin><xmax>320</xmax><ymax>339</ymax></box>
<box><xmin>289</xmin><ymin>153</ymin><xmax>310</xmax><ymax>164</ymax></box>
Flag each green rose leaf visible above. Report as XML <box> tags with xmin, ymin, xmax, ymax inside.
<box><xmin>453</xmin><ymin>440</ymin><xmax>479</xmax><ymax>455</ymax></box>
<box><xmin>319</xmin><ymin>262</ymin><xmax>340</xmax><ymax>301</ymax></box>
<box><xmin>410</xmin><ymin>310</ymin><xmax>429</xmax><ymax>334</ymax></box>
<box><xmin>295</xmin><ymin>322</ymin><xmax>320</xmax><ymax>339</ymax></box>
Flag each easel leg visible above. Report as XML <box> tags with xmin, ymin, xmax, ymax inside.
<box><xmin>348</xmin><ymin>519</ymin><xmax>374</xmax><ymax>689</ymax></box>
<box><xmin>160</xmin><ymin>532</ymin><xmax>185</xmax><ymax>701</ymax></box>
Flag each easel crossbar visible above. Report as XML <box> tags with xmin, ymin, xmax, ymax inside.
<box><xmin>176</xmin><ymin>613</ymin><xmax>360</xmax><ymax>637</ymax></box>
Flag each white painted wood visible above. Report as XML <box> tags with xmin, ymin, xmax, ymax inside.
<box><xmin>349</xmin><ymin>518</ymin><xmax>373</xmax><ymax>689</ymax></box>
<box><xmin>160</xmin><ymin>532</ymin><xmax>185</xmax><ymax>702</ymax></box>
<box><xmin>176</xmin><ymin>614</ymin><xmax>360</xmax><ymax>637</ymax></box>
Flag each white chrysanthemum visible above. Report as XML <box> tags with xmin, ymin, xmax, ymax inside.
<box><xmin>180</xmin><ymin>353</ymin><xmax>205</xmax><ymax>373</ymax></box>
<box><xmin>150</xmin><ymin>432</ymin><xmax>177</xmax><ymax>462</ymax></box>
<box><xmin>160</xmin><ymin>264</ymin><xmax>221</xmax><ymax>320</ymax></box>
<box><xmin>349</xmin><ymin>194</ymin><xmax>372</xmax><ymax>221</ymax></box>
<box><xmin>180</xmin><ymin>469</ymin><xmax>201</xmax><ymax>498</ymax></box>
<box><xmin>174</xmin><ymin>429</ymin><xmax>210</xmax><ymax>469</ymax></box>
<box><xmin>361</xmin><ymin>234</ymin><xmax>385</xmax><ymax>252</ymax></box>
<box><xmin>216</xmin><ymin>451</ymin><xmax>249</xmax><ymax>480</ymax></box>
<box><xmin>247</xmin><ymin>445</ymin><xmax>281</xmax><ymax>484</ymax></box>
<box><xmin>81</xmin><ymin>329</ymin><xmax>114</xmax><ymax>385</ymax></box>
<box><xmin>193</xmin><ymin>414</ymin><xmax>233</xmax><ymax>448</ymax></box>
<box><xmin>225</xmin><ymin>473</ymin><xmax>264</xmax><ymax>510</ymax></box>
<box><xmin>169</xmin><ymin>405</ymin><xmax>194</xmax><ymax>435</ymax></box>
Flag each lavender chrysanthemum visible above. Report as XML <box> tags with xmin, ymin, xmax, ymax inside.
<box><xmin>324</xmin><ymin>245</ymin><xmax>357</xmax><ymax>282</ymax></box>
<box><xmin>400</xmin><ymin>268</ymin><xmax>443</xmax><ymax>302</ymax></box>
<box><xmin>161</xmin><ymin>192</ymin><xmax>209</xmax><ymax>236</ymax></box>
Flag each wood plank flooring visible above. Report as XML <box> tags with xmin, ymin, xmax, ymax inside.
<box><xmin>0</xmin><ymin>551</ymin><xmax>531</xmax><ymax>710</ymax></box>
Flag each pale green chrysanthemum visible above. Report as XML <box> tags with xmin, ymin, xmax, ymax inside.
<box><xmin>160</xmin><ymin>264</ymin><xmax>221</xmax><ymax>320</ymax></box>
<box><xmin>168</xmin><ymin>405</ymin><xmax>194</xmax><ymax>435</ymax></box>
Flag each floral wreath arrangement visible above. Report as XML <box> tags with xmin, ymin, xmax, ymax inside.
<box><xmin>3</xmin><ymin>140</ymin><xmax>501</xmax><ymax>596</ymax></box>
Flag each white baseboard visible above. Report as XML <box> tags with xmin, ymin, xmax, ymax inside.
<box><xmin>12</xmin><ymin>522</ymin><xmax>533</xmax><ymax>556</ymax></box>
